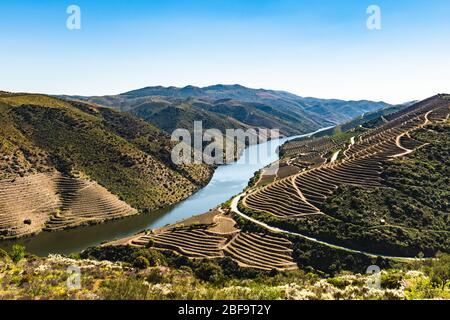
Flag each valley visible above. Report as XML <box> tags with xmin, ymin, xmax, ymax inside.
<box><xmin>1</xmin><ymin>85</ymin><xmax>387</xmax><ymax>250</ymax></box>
<box><xmin>0</xmin><ymin>91</ymin><xmax>449</xmax><ymax>301</ymax></box>
<box><xmin>82</xmin><ymin>94</ymin><xmax>449</xmax><ymax>275</ymax></box>
<box><xmin>2</xmin><ymin>0</ymin><xmax>450</xmax><ymax>303</ymax></box>
<box><xmin>0</xmin><ymin>89</ymin><xmax>448</xmax><ymax>288</ymax></box>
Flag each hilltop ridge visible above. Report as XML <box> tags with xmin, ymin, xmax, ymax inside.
<box><xmin>62</xmin><ymin>84</ymin><xmax>394</xmax><ymax>136</ymax></box>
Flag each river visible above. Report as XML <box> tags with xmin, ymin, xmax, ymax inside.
<box><xmin>0</xmin><ymin>128</ymin><xmax>330</xmax><ymax>256</ymax></box>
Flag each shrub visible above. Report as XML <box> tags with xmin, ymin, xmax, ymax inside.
<box><xmin>102</xmin><ymin>277</ymin><xmax>149</xmax><ymax>300</ymax></box>
<box><xmin>381</xmin><ymin>272</ymin><xmax>403</xmax><ymax>289</ymax></box>
<box><xmin>131</xmin><ymin>249</ymin><xmax>164</xmax><ymax>267</ymax></box>
<box><xmin>82</xmin><ymin>245</ymin><xmax>166</xmax><ymax>267</ymax></box>
<box><xmin>269</xmin><ymin>269</ymin><xmax>279</xmax><ymax>277</ymax></box>
<box><xmin>10</xmin><ymin>245</ymin><xmax>25</xmax><ymax>263</ymax></box>
<box><xmin>145</xmin><ymin>239</ymin><xmax>155</xmax><ymax>249</ymax></box>
<box><xmin>218</xmin><ymin>257</ymin><xmax>240</xmax><ymax>276</ymax></box>
<box><xmin>194</xmin><ymin>261</ymin><xmax>224</xmax><ymax>283</ymax></box>
<box><xmin>68</xmin><ymin>252</ymin><xmax>81</xmax><ymax>260</ymax></box>
<box><xmin>179</xmin><ymin>265</ymin><xmax>193</xmax><ymax>274</ymax></box>
<box><xmin>81</xmin><ymin>245</ymin><xmax>137</xmax><ymax>262</ymax></box>
<box><xmin>327</xmin><ymin>277</ymin><xmax>350</xmax><ymax>289</ymax></box>
<box><xmin>133</xmin><ymin>256</ymin><xmax>150</xmax><ymax>269</ymax></box>
<box><xmin>146</xmin><ymin>269</ymin><xmax>165</xmax><ymax>284</ymax></box>
<box><xmin>425</xmin><ymin>253</ymin><xmax>450</xmax><ymax>289</ymax></box>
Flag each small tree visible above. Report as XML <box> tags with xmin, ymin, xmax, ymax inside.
<box><xmin>133</xmin><ymin>256</ymin><xmax>150</xmax><ymax>269</ymax></box>
<box><xmin>10</xmin><ymin>245</ymin><xmax>26</xmax><ymax>263</ymax></box>
<box><xmin>195</xmin><ymin>261</ymin><xmax>224</xmax><ymax>283</ymax></box>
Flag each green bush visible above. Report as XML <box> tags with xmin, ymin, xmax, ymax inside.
<box><xmin>327</xmin><ymin>277</ymin><xmax>350</xmax><ymax>289</ymax></box>
<box><xmin>381</xmin><ymin>272</ymin><xmax>403</xmax><ymax>289</ymax></box>
<box><xmin>146</xmin><ymin>269</ymin><xmax>166</xmax><ymax>284</ymax></box>
<box><xmin>81</xmin><ymin>245</ymin><xmax>166</xmax><ymax>267</ymax></box>
<box><xmin>133</xmin><ymin>256</ymin><xmax>150</xmax><ymax>269</ymax></box>
<box><xmin>423</xmin><ymin>253</ymin><xmax>450</xmax><ymax>289</ymax></box>
<box><xmin>10</xmin><ymin>245</ymin><xmax>25</xmax><ymax>263</ymax></box>
<box><xmin>194</xmin><ymin>261</ymin><xmax>224</xmax><ymax>283</ymax></box>
<box><xmin>179</xmin><ymin>265</ymin><xmax>193</xmax><ymax>274</ymax></box>
<box><xmin>132</xmin><ymin>249</ymin><xmax>164</xmax><ymax>267</ymax></box>
<box><xmin>81</xmin><ymin>245</ymin><xmax>138</xmax><ymax>262</ymax></box>
<box><xmin>102</xmin><ymin>277</ymin><xmax>150</xmax><ymax>300</ymax></box>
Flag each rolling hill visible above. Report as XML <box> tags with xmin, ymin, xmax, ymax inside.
<box><xmin>63</xmin><ymin>85</ymin><xmax>393</xmax><ymax>136</ymax></box>
<box><xmin>0</xmin><ymin>92</ymin><xmax>212</xmax><ymax>239</ymax></box>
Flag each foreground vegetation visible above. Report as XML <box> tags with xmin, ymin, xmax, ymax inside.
<box><xmin>0</xmin><ymin>246</ymin><xmax>448</xmax><ymax>300</ymax></box>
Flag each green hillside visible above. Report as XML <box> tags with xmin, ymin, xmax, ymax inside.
<box><xmin>0</xmin><ymin>93</ymin><xmax>212</xmax><ymax>212</ymax></box>
<box><xmin>243</xmin><ymin>101</ymin><xmax>450</xmax><ymax>259</ymax></box>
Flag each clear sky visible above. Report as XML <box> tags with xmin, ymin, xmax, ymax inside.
<box><xmin>0</xmin><ymin>0</ymin><xmax>449</xmax><ymax>103</ymax></box>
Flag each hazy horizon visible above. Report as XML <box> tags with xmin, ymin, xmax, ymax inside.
<box><xmin>1</xmin><ymin>0</ymin><xmax>449</xmax><ymax>104</ymax></box>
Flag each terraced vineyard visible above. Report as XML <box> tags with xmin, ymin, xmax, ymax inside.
<box><xmin>45</xmin><ymin>173</ymin><xmax>137</xmax><ymax>231</ymax></box>
<box><xmin>223</xmin><ymin>232</ymin><xmax>297</xmax><ymax>270</ymax></box>
<box><xmin>0</xmin><ymin>172</ymin><xmax>137</xmax><ymax>239</ymax></box>
<box><xmin>132</xmin><ymin>228</ymin><xmax>227</xmax><ymax>259</ymax></box>
<box><xmin>244</xmin><ymin>177</ymin><xmax>321</xmax><ymax>218</ymax></box>
<box><xmin>243</xmin><ymin>95</ymin><xmax>450</xmax><ymax>219</ymax></box>
<box><xmin>0</xmin><ymin>173</ymin><xmax>60</xmax><ymax>238</ymax></box>
<box><xmin>122</xmin><ymin>212</ymin><xmax>297</xmax><ymax>271</ymax></box>
<box><xmin>281</xmin><ymin>137</ymin><xmax>337</xmax><ymax>168</ymax></box>
<box><xmin>281</xmin><ymin>131</ymin><xmax>361</xmax><ymax>169</ymax></box>
<box><xmin>282</xmin><ymin>136</ymin><xmax>338</xmax><ymax>157</ymax></box>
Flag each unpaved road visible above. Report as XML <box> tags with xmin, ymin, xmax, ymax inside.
<box><xmin>231</xmin><ymin>194</ymin><xmax>416</xmax><ymax>261</ymax></box>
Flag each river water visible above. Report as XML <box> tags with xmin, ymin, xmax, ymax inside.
<box><xmin>0</xmin><ymin>128</ymin><xmax>329</xmax><ymax>256</ymax></box>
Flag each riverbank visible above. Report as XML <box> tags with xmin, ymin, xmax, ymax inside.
<box><xmin>0</xmin><ymin>127</ymin><xmax>331</xmax><ymax>256</ymax></box>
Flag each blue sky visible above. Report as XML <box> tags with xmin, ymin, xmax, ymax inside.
<box><xmin>0</xmin><ymin>0</ymin><xmax>449</xmax><ymax>103</ymax></box>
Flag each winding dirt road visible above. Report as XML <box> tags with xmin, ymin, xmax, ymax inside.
<box><xmin>231</xmin><ymin>192</ymin><xmax>416</xmax><ymax>261</ymax></box>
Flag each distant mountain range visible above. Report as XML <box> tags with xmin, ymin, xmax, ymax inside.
<box><xmin>62</xmin><ymin>85</ymin><xmax>394</xmax><ymax>136</ymax></box>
